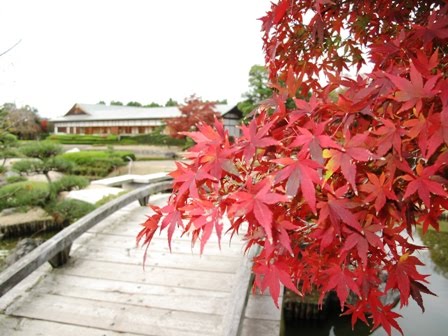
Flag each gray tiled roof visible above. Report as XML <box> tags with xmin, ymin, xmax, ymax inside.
<box><xmin>51</xmin><ymin>103</ymin><xmax>235</xmax><ymax>122</ymax></box>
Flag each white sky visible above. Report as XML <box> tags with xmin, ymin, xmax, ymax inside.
<box><xmin>0</xmin><ymin>0</ymin><xmax>271</xmax><ymax>119</ymax></box>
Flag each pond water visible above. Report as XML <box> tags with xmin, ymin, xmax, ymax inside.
<box><xmin>284</xmin><ymin>229</ymin><xmax>448</xmax><ymax>336</ymax></box>
<box><xmin>0</xmin><ymin>231</ymin><xmax>57</xmax><ymax>271</ymax></box>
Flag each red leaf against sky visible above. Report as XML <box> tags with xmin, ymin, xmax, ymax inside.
<box><xmin>272</xmin><ymin>0</ymin><xmax>289</xmax><ymax>24</ymax></box>
<box><xmin>274</xmin><ymin>156</ymin><xmax>321</xmax><ymax>213</ymax></box>
<box><xmin>402</xmin><ymin>162</ymin><xmax>448</xmax><ymax>208</ymax></box>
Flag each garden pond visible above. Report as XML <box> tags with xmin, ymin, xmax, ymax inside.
<box><xmin>284</xmin><ymin>228</ymin><xmax>448</xmax><ymax>336</ymax></box>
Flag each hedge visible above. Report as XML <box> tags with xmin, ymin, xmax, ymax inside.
<box><xmin>48</xmin><ymin>134</ymin><xmax>119</xmax><ymax>144</ymax></box>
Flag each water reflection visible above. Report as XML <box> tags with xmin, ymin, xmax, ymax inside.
<box><xmin>284</xmin><ymin>230</ymin><xmax>448</xmax><ymax>336</ymax></box>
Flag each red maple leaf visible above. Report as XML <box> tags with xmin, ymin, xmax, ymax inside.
<box><xmin>359</xmin><ymin>172</ymin><xmax>398</xmax><ymax>213</ymax></box>
<box><xmin>230</xmin><ymin>178</ymin><xmax>288</xmax><ymax>242</ymax></box>
<box><xmin>321</xmin><ymin>264</ymin><xmax>361</xmax><ymax>309</ymax></box>
<box><xmin>373</xmin><ymin>118</ymin><xmax>405</xmax><ymax>157</ymax></box>
<box><xmin>183</xmin><ymin>199</ymin><xmax>223</xmax><ymax>254</ymax></box>
<box><xmin>274</xmin><ymin>156</ymin><xmax>321</xmax><ymax>213</ymax></box>
<box><xmin>324</xmin><ymin>132</ymin><xmax>373</xmax><ymax>193</ymax></box>
<box><xmin>253</xmin><ymin>256</ymin><xmax>300</xmax><ymax>307</ymax></box>
<box><xmin>170</xmin><ymin>161</ymin><xmax>217</xmax><ymax>198</ymax></box>
<box><xmin>426</xmin><ymin>111</ymin><xmax>448</xmax><ymax>158</ymax></box>
<box><xmin>160</xmin><ymin>204</ymin><xmax>184</xmax><ymax>252</ymax></box>
<box><xmin>290</xmin><ymin>120</ymin><xmax>342</xmax><ymax>164</ymax></box>
<box><xmin>136</xmin><ymin>205</ymin><xmax>163</xmax><ymax>264</ymax></box>
<box><xmin>317</xmin><ymin>192</ymin><xmax>362</xmax><ymax>234</ymax></box>
<box><xmin>386</xmin><ymin>63</ymin><xmax>439</xmax><ymax>113</ymax></box>
<box><xmin>341</xmin><ymin>220</ymin><xmax>384</xmax><ymax>267</ymax></box>
<box><xmin>386</xmin><ymin>253</ymin><xmax>430</xmax><ymax>307</ymax></box>
<box><xmin>402</xmin><ymin>162</ymin><xmax>448</xmax><ymax>208</ymax></box>
<box><xmin>239</xmin><ymin>117</ymin><xmax>278</xmax><ymax>163</ymax></box>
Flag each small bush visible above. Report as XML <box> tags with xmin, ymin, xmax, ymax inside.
<box><xmin>6</xmin><ymin>175</ymin><xmax>27</xmax><ymax>184</ymax></box>
<box><xmin>95</xmin><ymin>190</ymin><xmax>128</xmax><ymax>207</ymax></box>
<box><xmin>0</xmin><ymin>166</ymin><xmax>6</xmax><ymax>174</ymax></box>
<box><xmin>49</xmin><ymin>199</ymin><xmax>95</xmax><ymax>225</ymax></box>
<box><xmin>12</xmin><ymin>159</ymin><xmax>43</xmax><ymax>175</ymax></box>
<box><xmin>53</xmin><ymin>175</ymin><xmax>89</xmax><ymax>193</ymax></box>
<box><xmin>19</xmin><ymin>141</ymin><xmax>63</xmax><ymax>159</ymax></box>
<box><xmin>0</xmin><ymin>181</ymin><xmax>49</xmax><ymax>211</ymax></box>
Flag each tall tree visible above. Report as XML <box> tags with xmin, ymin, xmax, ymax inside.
<box><xmin>127</xmin><ymin>101</ymin><xmax>142</xmax><ymax>107</ymax></box>
<box><xmin>138</xmin><ymin>1</ymin><xmax>448</xmax><ymax>334</ymax></box>
<box><xmin>144</xmin><ymin>102</ymin><xmax>162</xmax><ymax>108</ymax></box>
<box><xmin>165</xmin><ymin>95</ymin><xmax>220</xmax><ymax>139</ymax></box>
<box><xmin>164</xmin><ymin>98</ymin><xmax>179</xmax><ymax>107</ymax></box>
<box><xmin>238</xmin><ymin>65</ymin><xmax>272</xmax><ymax>116</ymax></box>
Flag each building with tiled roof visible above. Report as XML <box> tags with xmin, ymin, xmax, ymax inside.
<box><xmin>51</xmin><ymin>103</ymin><xmax>242</xmax><ymax>137</ymax></box>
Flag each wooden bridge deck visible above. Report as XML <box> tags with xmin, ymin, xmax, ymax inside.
<box><xmin>0</xmin><ymin>195</ymin><xmax>282</xmax><ymax>336</ymax></box>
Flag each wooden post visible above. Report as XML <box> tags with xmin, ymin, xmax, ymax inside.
<box><xmin>48</xmin><ymin>244</ymin><xmax>72</xmax><ymax>268</ymax></box>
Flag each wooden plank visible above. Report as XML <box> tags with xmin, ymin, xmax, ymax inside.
<box><xmin>0</xmin><ymin>315</ymin><xmax>141</xmax><ymax>336</ymax></box>
<box><xmin>240</xmin><ymin>318</ymin><xmax>281</xmax><ymax>336</ymax></box>
<box><xmin>73</xmin><ymin>245</ymin><xmax>241</xmax><ymax>273</ymax></box>
<box><xmin>9</xmin><ymin>293</ymin><xmax>222</xmax><ymax>335</ymax></box>
<box><xmin>0</xmin><ymin>181</ymin><xmax>172</xmax><ymax>297</ymax></box>
<box><xmin>33</xmin><ymin>273</ymin><xmax>229</xmax><ymax>315</ymax></box>
<box><xmin>79</xmin><ymin>231</ymin><xmax>245</xmax><ymax>257</ymax></box>
<box><xmin>54</xmin><ymin>259</ymin><xmax>235</xmax><ymax>292</ymax></box>
<box><xmin>244</xmin><ymin>294</ymin><xmax>282</xmax><ymax>321</ymax></box>
<box><xmin>221</xmin><ymin>247</ymin><xmax>258</xmax><ymax>336</ymax></box>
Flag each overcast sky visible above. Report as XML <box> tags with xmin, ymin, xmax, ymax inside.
<box><xmin>0</xmin><ymin>0</ymin><xmax>271</xmax><ymax>119</ymax></box>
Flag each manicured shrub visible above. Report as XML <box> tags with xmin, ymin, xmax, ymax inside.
<box><xmin>49</xmin><ymin>199</ymin><xmax>95</xmax><ymax>225</ymax></box>
<box><xmin>19</xmin><ymin>141</ymin><xmax>63</xmax><ymax>159</ymax></box>
<box><xmin>5</xmin><ymin>175</ymin><xmax>27</xmax><ymax>184</ymax></box>
<box><xmin>53</xmin><ymin>175</ymin><xmax>89</xmax><ymax>193</ymax></box>
<box><xmin>0</xmin><ymin>181</ymin><xmax>48</xmax><ymax>211</ymax></box>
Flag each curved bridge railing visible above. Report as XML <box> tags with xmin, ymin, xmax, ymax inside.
<box><xmin>0</xmin><ymin>177</ymin><xmax>173</xmax><ymax>297</ymax></box>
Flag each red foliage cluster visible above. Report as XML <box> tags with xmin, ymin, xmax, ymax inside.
<box><xmin>138</xmin><ymin>1</ymin><xmax>448</xmax><ymax>334</ymax></box>
<box><xmin>165</xmin><ymin>95</ymin><xmax>220</xmax><ymax>139</ymax></box>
